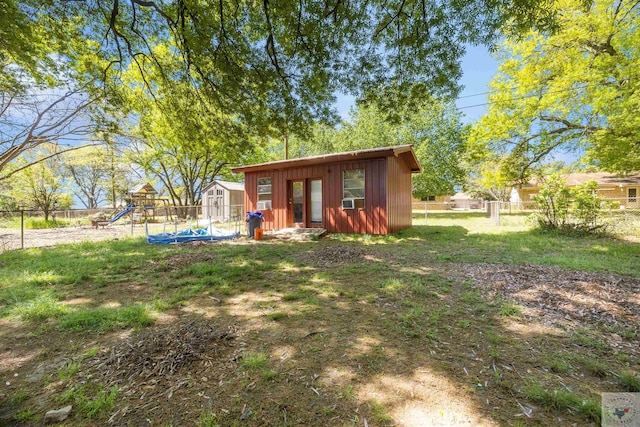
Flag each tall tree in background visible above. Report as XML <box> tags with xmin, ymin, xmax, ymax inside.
<box><xmin>7</xmin><ymin>146</ymin><xmax>73</xmax><ymax>220</ymax></box>
<box><xmin>469</xmin><ymin>0</ymin><xmax>640</xmax><ymax>185</ymax></box>
<box><xmin>63</xmin><ymin>144</ymin><xmax>133</xmax><ymax>209</ymax></box>
<box><xmin>122</xmin><ymin>48</ymin><xmax>253</xmax><ymax>210</ymax></box>
<box><xmin>289</xmin><ymin>100</ymin><xmax>468</xmax><ymax>198</ymax></box>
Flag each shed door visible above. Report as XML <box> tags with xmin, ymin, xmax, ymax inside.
<box><xmin>288</xmin><ymin>179</ymin><xmax>323</xmax><ymax>228</ymax></box>
<box><xmin>309</xmin><ymin>179</ymin><xmax>323</xmax><ymax>226</ymax></box>
<box><xmin>289</xmin><ymin>180</ymin><xmax>304</xmax><ymax>226</ymax></box>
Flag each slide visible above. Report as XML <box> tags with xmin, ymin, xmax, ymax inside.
<box><xmin>108</xmin><ymin>205</ymin><xmax>135</xmax><ymax>223</ymax></box>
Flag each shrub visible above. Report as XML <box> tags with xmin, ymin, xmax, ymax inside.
<box><xmin>532</xmin><ymin>175</ymin><xmax>608</xmax><ymax>234</ymax></box>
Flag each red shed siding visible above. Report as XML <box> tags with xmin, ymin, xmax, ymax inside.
<box><xmin>386</xmin><ymin>156</ymin><xmax>413</xmax><ymax>233</ymax></box>
<box><xmin>241</xmin><ymin>153</ymin><xmax>415</xmax><ymax>235</ymax></box>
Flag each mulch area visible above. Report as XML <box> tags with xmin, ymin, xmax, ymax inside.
<box><xmin>452</xmin><ymin>262</ymin><xmax>640</xmax><ymax>355</ymax></box>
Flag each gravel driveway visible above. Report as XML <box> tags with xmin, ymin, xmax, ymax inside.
<box><xmin>0</xmin><ymin>222</ymin><xmax>243</xmax><ymax>253</ymax></box>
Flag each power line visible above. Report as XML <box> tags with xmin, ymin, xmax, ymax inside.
<box><xmin>457</xmin><ymin>76</ymin><xmax>637</xmax><ymax>111</ymax></box>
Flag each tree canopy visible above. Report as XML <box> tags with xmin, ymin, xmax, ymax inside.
<box><xmin>468</xmin><ymin>0</ymin><xmax>640</xmax><ymax>184</ymax></box>
<box><xmin>5</xmin><ymin>0</ymin><xmax>563</xmax><ymax>136</ymax></box>
<box><xmin>289</xmin><ymin>100</ymin><xmax>468</xmax><ymax>198</ymax></box>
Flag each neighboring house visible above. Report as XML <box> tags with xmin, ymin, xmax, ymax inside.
<box><xmin>231</xmin><ymin>145</ymin><xmax>422</xmax><ymax>234</ymax></box>
<box><xmin>514</xmin><ymin>172</ymin><xmax>640</xmax><ymax>209</ymax></box>
<box><xmin>449</xmin><ymin>192</ymin><xmax>483</xmax><ymax>210</ymax></box>
<box><xmin>201</xmin><ymin>180</ymin><xmax>245</xmax><ymax>222</ymax></box>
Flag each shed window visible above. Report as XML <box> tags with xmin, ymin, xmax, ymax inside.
<box><xmin>343</xmin><ymin>169</ymin><xmax>365</xmax><ymax>209</ymax></box>
<box><xmin>257</xmin><ymin>178</ymin><xmax>272</xmax><ymax>210</ymax></box>
<box><xmin>629</xmin><ymin>188</ymin><xmax>637</xmax><ymax>203</ymax></box>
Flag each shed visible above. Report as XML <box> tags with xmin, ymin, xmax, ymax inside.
<box><xmin>231</xmin><ymin>145</ymin><xmax>421</xmax><ymax>235</ymax></box>
<box><xmin>202</xmin><ymin>180</ymin><xmax>245</xmax><ymax>222</ymax></box>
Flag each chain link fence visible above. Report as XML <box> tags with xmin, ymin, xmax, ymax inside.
<box><xmin>412</xmin><ymin>198</ymin><xmax>640</xmax><ymax>237</ymax></box>
<box><xmin>0</xmin><ymin>204</ymin><xmax>246</xmax><ymax>252</ymax></box>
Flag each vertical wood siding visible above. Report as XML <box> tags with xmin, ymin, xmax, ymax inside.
<box><xmin>385</xmin><ymin>156</ymin><xmax>413</xmax><ymax>233</ymax></box>
<box><xmin>241</xmin><ymin>155</ymin><xmax>412</xmax><ymax>234</ymax></box>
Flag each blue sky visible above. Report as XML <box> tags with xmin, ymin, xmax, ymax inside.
<box><xmin>335</xmin><ymin>46</ymin><xmax>499</xmax><ymax>124</ymax></box>
<box><xmin>456</xmin><ymin>46</ymin><xmax>499</xmax><ymax>124</ymax></box>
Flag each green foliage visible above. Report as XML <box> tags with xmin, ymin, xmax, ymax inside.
<box><xmin>62</xmin><ymin>385</ymin><xmax>118</xmax><ymax>420</ymax></box>
<box><xmin>6</xmin><ymin>147</ymin><xmax>73</xmax><ymax>219</ymax></box>
<box><xmin>197</xmin><ymin>411</ymin><xmax>221</xmax><ymax>427</ymax></box>
<box><xmin>532</xmin><ymin>175</ymin><xmax>608</xmax><ymax>234</ymax></box>
<box><xmin>469</xmin><ymin>0</ymin><xmax>640</xmax><ymax>179</ymax></box>
<box><xmin>289</xmin><ymin>100</ymin><xmax>468</xmax><ymax>197</ymax></box>
<box><xmin>266</xmin><ymin>311</ymin><xmax>287</xmax><ymax>321</ymax></box>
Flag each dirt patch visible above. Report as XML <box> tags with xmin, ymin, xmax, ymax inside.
<box><xmin>295</xmin><ymin>244</ymin><xmax>375</xmax><ymax>266</ymax></box>
<box><xmin>454</xmin><ymin>262</ymin><xmax>640</xmax><ymax>355</ymax></box>
<box><xmin>82</xmin><ymin>319</ymin><xmax>239</xmax><ymax>424</ymax></box>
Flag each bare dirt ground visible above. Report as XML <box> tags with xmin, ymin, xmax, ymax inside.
<box><xmin>0</xmin><ymin>222</ymin><xmax>241</xmax><ymax>252</ymax></box>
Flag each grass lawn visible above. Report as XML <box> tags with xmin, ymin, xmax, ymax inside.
<box><xmin>0</xmin><ymin>213</ymin><xmax>639</xmax><ymax>426</ymax></box>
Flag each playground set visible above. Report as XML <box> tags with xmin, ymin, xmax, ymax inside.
<box><xmin>92</xmin><ymin>183</ymin><xmax>161</xmax><ymax>228</ymax></box>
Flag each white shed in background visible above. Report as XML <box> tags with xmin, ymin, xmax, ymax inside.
<box><xmin>202</xmin><ymin>180</ymin><xmax>245</xmax><ymax>222</ymax></box>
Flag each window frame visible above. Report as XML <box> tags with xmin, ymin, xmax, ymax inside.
<box><xmin>342</xmin><ymin>169</ymin><xmax>365</xmax><ymax>209</ymax></box>
<box><xmin>257</xmin><ymin>177</ymin><xmax>272</xmax><ymax>210</ymax></box>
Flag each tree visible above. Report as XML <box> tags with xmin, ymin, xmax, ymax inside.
<box><xmin>0</xmin><ymin>90</ymin><xmax>105</xmax><ymax>181</ymax></box>
<box><xmin>123</xmin><ymin>61</ymin><xmax>253</xmax><ymax>212</ymax></box>
<box><xmin>62</xmin><ymin>144</ymin><xmax>132</xmax><ymax>209</ymax></box>
<box><xmin>5</xmin><ymin>0</ymin><xmax>562</xmax><ymax>141</ymax></box>
<box><xmin>8</xmin><ymin>147</ymin><xmax>72</xmax><ymax>221</ymax></box>
<box><xmin>0</xmin><ymin>0</ymin><xmax>122</xmax><ymax>181</ymax></box>
<box><xmin>469</xmin><ymin>0</ymin><xmax>640</xmax><ymax>183</ymax></box>
<box><xmin>289</xmin><ymin>99</ymin><xmax>468</xmax><ymax>198</ymax></box>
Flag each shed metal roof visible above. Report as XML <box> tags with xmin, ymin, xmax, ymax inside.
<box><xmin>231</xmin><ymin>145</ymin><xmax>421</xmax><ymax>174</ymax></box>
<box><xmin>203</xmin><ymin>180</ymin><xmax>245</xmax><ymax>193</ymax></box>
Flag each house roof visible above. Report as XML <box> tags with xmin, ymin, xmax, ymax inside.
<box><xmin>450</xmin><ymin>192</ymin><xmax>477</xmax><ymax>201</ymax></box>
<box><xmin>203</xmin><ymin>180</ymin><xmax>245</xmax><ymax>193</ymax></box>
<box><xmin>231</xmin><ymin>145</ymin><xmax>422</xmax><ymax>174</ymax></box>
<box><xmin>524</xmin><ymin>172</ymin><xmax>640</xmax><ymax>188</ymax></box>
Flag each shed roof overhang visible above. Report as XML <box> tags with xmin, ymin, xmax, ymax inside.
<box><xmin>231</xmin><ymin>145</ymin><xmax>422</xmax><ymax>174</ymax></box>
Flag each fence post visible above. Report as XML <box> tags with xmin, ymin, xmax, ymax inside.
<box><xmin>21</xmin><ymin>209</ymin><xmax>25</xmax><ymax>249</ymax></box>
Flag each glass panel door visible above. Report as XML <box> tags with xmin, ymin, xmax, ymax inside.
<box><xmin>292</xmin><ymin>181</ymin><xmax>304</xmax><ymax>224</ymax></box>
<box><xmin>310</xmin><ymin>179</ymin><xmax>322</xmax><ymax>224</ymax></box>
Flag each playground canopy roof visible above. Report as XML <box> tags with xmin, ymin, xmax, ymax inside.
<box><xmin>129</xmin><ymin>183</ymin><xmax>158</xmax><ymax>195</ymax></box>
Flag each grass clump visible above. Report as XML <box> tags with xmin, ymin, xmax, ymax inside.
<box><xmin>266</xmin><ymin>311</ymin><xmax>287</xmax><ymax>321</ymax></box>
<box><xmin>617</xmin><ymin>371</ymin><xmax>640</xmax><ymax>392</ymax></box>
<box><xmin>241</xmin><ymin>352</ymin><xmax>269</xmax><ymax>370</ymax></box>
<box><xmin>12</xmin><ymin>294</ymin><xmax>70</xmax><ymax>321</ymax></box>
<box><xmin>500</xmin><ymin>302</ymin><xmax>522</xmax><ymax>317</ymax></box>
<box><xmin>58</xmin><ymin>304</ymin><xmax>155</xmax><ymax>333</ymax></box>
<box><xmin>524</xmin><ymin>382</ymin><xmax>600</xmax><ymax>422</ymax></box>
<box><xmin>197</xmin><ymin>411</ymin><xmax>220</xmax><ymax>427</ymax></box>
<box><xmin>13</xmin><ymin>408</ymin><xmax>38</xmax><ymax>422</ymax></box>
<box><xmin>59</xmin><ymin>384</ymin><xmax>118</xmax><ymax>420</ymax></box>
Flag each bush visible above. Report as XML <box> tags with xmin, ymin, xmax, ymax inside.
<box><xmin>532</xmin><ymin>175</ymin><xmax>608</xmax><ymax>234</ymax></box>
